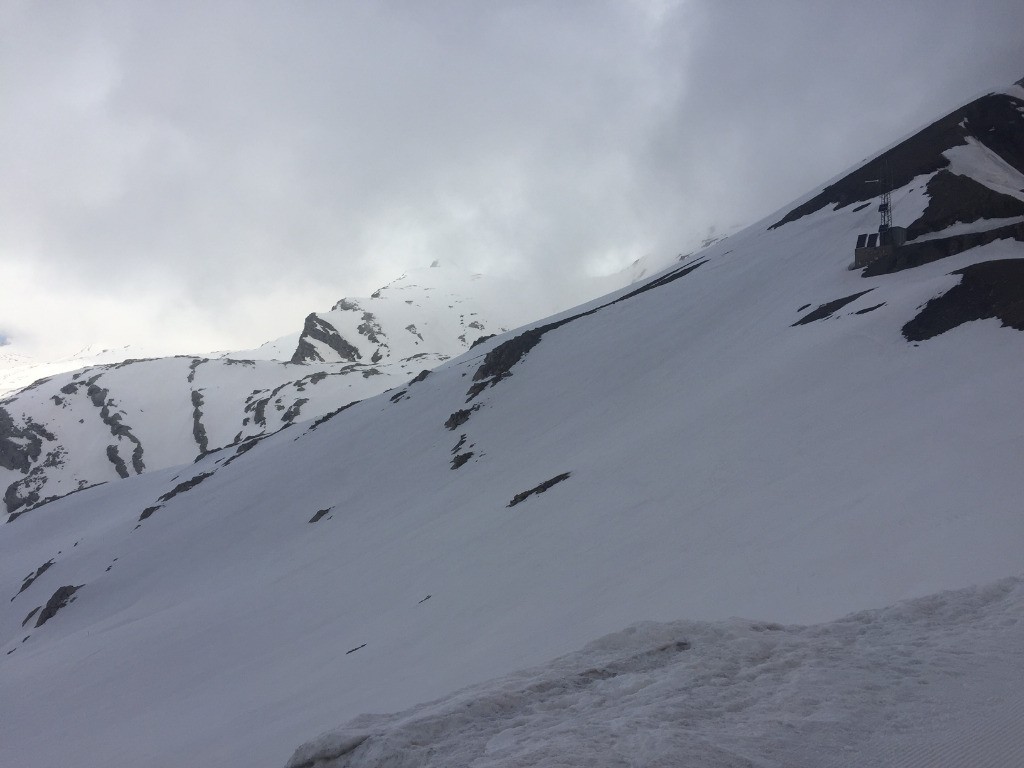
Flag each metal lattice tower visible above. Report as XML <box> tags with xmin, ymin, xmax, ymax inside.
<box><xmin>877</xmin><ymin>161</ymin><xmax>892</xmax><ymax>235</ymax></box>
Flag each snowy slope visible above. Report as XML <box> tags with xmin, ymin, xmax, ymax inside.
<box><xmin>0</xmin><ymin>80</ymin><xmax>1023</xmax><ymax>768</ymax></box>
<box><xmin>287</xmin><ymin>578</ymin><xmax>1024</xmax><ymax>768</ymax></box>
<box><xmin>0</xmin><ymin>264</ymin><xmax>613</xmax><ymax>521</ymax></box>
<box><xmin>0</xmin><ymin>343</ymin><xmax>155</xmax><ymax>398</ymax></box>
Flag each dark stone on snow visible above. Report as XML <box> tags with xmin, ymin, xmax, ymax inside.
<box><xmin>854</xmin><ymin>303</ymin><xmax>886</xmax><ymax>315</ymax></box>
<box><xmin>291</xmin><ymin>313</ymin><xmax>361</xmax><ymax>364</ymax></box>
<box><xmin>106</xmin><ymin>445</ymin><xmax>129</xmax><ymax>479</ymax></box>
<box><xmin>906</xmin><ymin>171</ymin><xmax>1024</xmax><ymax>240</ymax></box>
<box><xmin>0</xmin><ymin>407</ymin><xmax>54</xmax><ymax>473</ymax></box>
<box><xmin>12</xmin><ymin>559</ymin><xmax>54</xmax><ymax>601</ymax></box>
<box><xmin>307</xmin><ymin>401</ymin><xmax>359</xmax><ymax>433</ymax></box>
<box><xmin>157</xmin><ymin>471</ymin><xmax>216</xmax><ymax>504</ymax></box>
<box><xmin>444</xmin><ymin>406</ymin><xmax>480</xmax><ymax>431</ymax></box>
<box><xmin>308</xmin><ymin>507</ymin><xmax>332</xmax><ymax>524</ymax></box>
<box><xmin>902</xmin><ymin>259</ymin><xmax>1024</xmax><ymax>341</ymax></box>
<box><xmin>85</xmin><ymin>380</ymin><xmax>146</xmax><ymax>474</ymax></box>
<box><xmin>35</xmin><ymin>584</ymin><xmax>82</xmax><ymax>628</ymax></box>
<box><xmin>470</xmin><ymin>334</ymin><xmax>495</xmax><ymax>349</ymax></box>
<box><xmin>138</xmin><ymin>505</ymin><xmax>162</xmax><ymax>521</ymax></box>
<box><xmin>451</xmin><ymin>452</ymin><xmax>473</xmax><ymax>469</ymax></box>
<box><xmin>7</xmin><ymin>480</ymin><xmax>108</xmax><ymax>523</ymax></box>
<box><xmin>191</xmin><ymin>390</ymin><xmax>209</xmax><ymax>456</ymax></box>
<box><xmin>792</xmin><ymin>290</ymin><xmax>875</xmax><ymax>326</ymax></box>
<box><xmin>21</xmin><ymin>606</ymin><xmax>40</xmax><ymax>627</ymax></box>
<box><xmin>507</xmin><ymin>472</ymin><xmax>571</xmax><ymax>507</ymax></box>
<box><xmin>282</xmin><ymin>398</ymin><xmax>309</xmax><ymax>424</ymax></box>
<box><xmin>5</xmin><ymin>466</ymin><xmax>45</xmax><ymax>516</ymax></box>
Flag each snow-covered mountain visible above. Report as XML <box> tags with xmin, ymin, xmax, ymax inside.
<box><xmin>1</xmin><ymin>79</ymin><xmax>1023</xmax><ymax>768</ymax></box>
<box><xmin>0</xmin><ymin>263</ymin><xmax>614</xmax><ymax>521</ymax></box>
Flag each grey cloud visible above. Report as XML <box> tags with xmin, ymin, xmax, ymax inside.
<box><xmin>2</xmin><ymin>0</ymin><xmax>1023</xmax><ymax>347</ymax></box>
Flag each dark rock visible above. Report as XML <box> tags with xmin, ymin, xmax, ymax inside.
<box><xmin>451</xmin><ymin>452</ymin><xmax>473</xmax><ymax>469</ymax></box>
<box><xmin>508</xmin><ymin>472</ymin><xmax>571</xmax><ymax>507</ymax></box>
<box><xmin>903</xmin><ymin>259</ymin><xmax>1024</xmax><ymax>341</ymax></box>
<box><xmin>444</xmin><ymin>406</ymin><xmax>479</xmax><ymax>431</ymax></box>
<box><xmin>854</xmin><ymin>303</ymin><xmax>886</xmax><ymax>315</ymax></box>
<box><xmin>157</xmin><ymin>471</ymin><xmax>216</xmax><ymax>504</ymax></box>
<box><xmin>907</xmin><ymin>171</ymin><xmax>1024</xmax><ymax>239</ymax></box>
<box><xmin>307</xmin><ymin>401</ymin><xmax>359</xmax><ymax>432</ymax></box>
<box><xmin>0</xmin><ymin>407</ymin><xmax>53</xmax><ymax>473</ymax></box>
<box><xmin>282</xmin><ymin>398</ymin><xmax>309</xmax><ymax>425</ymax></box>
<box><xmin>357</xmin><ymin>312</ymin><xmax>385</xmax><ymax>345</ymax></box>
<box><xmin>191</xmin><ymin>390</ymin><xmax>209</xmax><ymax>456</ymax></box>
<box><xmin>308</xmin><ymin>507</ymin><xmax>332</xmax><ymax>524</ymax></box>
<box><xmin>21</xmin><ymin>606</ymin><xmax>40</xmax><ymax>627</ymax></box>
<box><xmin>85</xmin><ymin>380</ymin><xmax>145</xmax><ymax>474</ymax></box>
<box><xmin>291</xmin><ymin>314</ymin><xmax>361</xmax><ymax>364</ymax></box>
<box><xmin>5</xmin><ymin>467</ymin><xmax>45</xmax><ymax>516</ymax></box>
<box><xmin>138</xmin><ymin>505</ymin><xmax>162</xmax><ymax>521</ymax></box>
<box><xmin>770</xmin><ymin>90</ymin><xmax>1024</xmax><ymax>230</ymax></box>
<box><xmin>106</xmin><ymin>445</ymin><xmax>129</xmax><ymax>479</ymax></box>
<box><xmin>35</xmin><ymin>584</ymin><xmax>82</xmax><ymax>628</ymax></box>
<box><xmin>792</xmin><ymin>290</ymin><xmax>874</xmax><ymax>326</ymax></box>
<box><xmin>12</xmin><ymin>559</ymin><xmax>54</xmax><ymax>601</ymax></box>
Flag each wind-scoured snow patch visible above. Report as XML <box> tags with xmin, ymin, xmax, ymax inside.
<box><xmin>288</xmin><ymin>578</ymin><xmax>1024</xmax><ymax>768</ymax></box>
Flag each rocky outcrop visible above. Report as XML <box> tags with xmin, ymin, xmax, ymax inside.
<box><xmin>34</xmin><ymin>584</ymin><xmax>82</xmax><ymax>628</ymax></box>
<box><xmin>903</xmin><ymin>259</ymin><xmax>1024</xmax><ymax>341</ymax></box>
<box><xmin>770</xmin><ymin>89</ymin><xmax>1024</xmax><ymax>230</ymax></box>
<box><xmin>291</xmin><ymin>314</ymin><xmax>362</xmax><ymax>364</ymax></box>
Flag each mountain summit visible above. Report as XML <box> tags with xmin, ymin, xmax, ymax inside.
<box><xmin>1</xmin><ymin>79</ymin><xmax>1023</xmax><ymax>768</ymax></box>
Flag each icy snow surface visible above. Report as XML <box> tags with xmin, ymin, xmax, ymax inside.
<box><xmin>288</xmin><ymin>578</ymin><xmax>1024</xmax><ymax>768</ymax></box>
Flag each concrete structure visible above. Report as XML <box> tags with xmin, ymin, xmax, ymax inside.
<box><xmin>853</xmin><ymin>225</ymin><xmax>906</xmax><ymax>269</ymax></box>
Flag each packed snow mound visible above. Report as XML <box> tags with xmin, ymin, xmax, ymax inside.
<box><xmin>288</xmin><ymin>578</ymin><xmax>1024</xmax><ymax>768</ymax></box>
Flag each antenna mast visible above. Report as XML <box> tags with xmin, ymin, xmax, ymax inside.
<box><xmin>877</xmin><ymin>160</ymin><xmax>892</xmax><ymax>235</ymax></box>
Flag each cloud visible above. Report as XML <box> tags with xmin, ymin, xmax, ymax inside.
<box><xmin>2</xmin><ymin>0</ymin><xmax>1023</xmax><ymax>354</ymax></box>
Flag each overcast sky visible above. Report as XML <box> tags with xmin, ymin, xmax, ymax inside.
<box><xmin>2</xmin><ymin>0</ymin><xmax>1022</xmax><ymax>357</ymax></box>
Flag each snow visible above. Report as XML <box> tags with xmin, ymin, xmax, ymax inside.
<box><xmin>944</xmin><ymin>136</ymin><xmax>1024</xmax><ymax>203</ymax></box>
<box><xmin>1</xmin><ymin>85</ymin><xmax>1023</xmax><ymax>768</ymax></box>
<box><xmin>287</xmin><ymin>578</ymin><xmax>1024</xmax><ymax>768</ymax></box>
